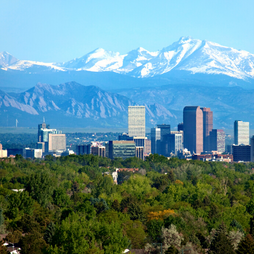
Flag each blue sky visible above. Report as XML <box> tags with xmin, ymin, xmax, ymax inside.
<box><xmin>0</xmin><ymin>0</ymin><xmax>253</xmax><ymax>62</ymax></box>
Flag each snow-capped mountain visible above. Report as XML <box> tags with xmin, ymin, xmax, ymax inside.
<box><xmin>0</xmin><ymin>51</ymin><xmax>18</xmax><ymax>67</ymax></box>
<box><xmin>2</xmin><ymin>37</ymin><xmax>254</xmax><ymax>81</ymax></box>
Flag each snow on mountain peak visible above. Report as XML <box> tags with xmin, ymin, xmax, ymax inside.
<box><xmin>0</xmin><ymin>51</ymin><xmax>18</xmax><ymax>67</ymax></box>
<box><xmin>1</xmin><ymin>37</ymin><xmax>254</xmax><ymax>81</ymax></box>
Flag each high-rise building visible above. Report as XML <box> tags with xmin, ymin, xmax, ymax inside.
<box><xmin>38</xmin><ymin>122</ymin><xmax>50</xmax><ymax>142</ymax></box>
<box><xmin>183</xmin><ymin>106</ymin><xmax>203</xmax><ymax>154</ymax></box>
<box><xmin>145</xmin><ymin>139</ymin><xmax>151</xmax><ymax>155</ymax></box>
<box><xmin>251</xmin><ymin>136</ymin><xmax>254</xmax><ymax>162</ymax></box>
<box><xmin>168</xmin><ymin>133</ymin><xmax>183</xmax><ymax>155</ymax></box>
<box><xmin>48</xmin><ymin>134</ymin><xmax>66</xmax><ymax>152</ymax></box>
<box><xmin>151</xmin><ymin>128</ymin><xmax>161</xmax><ymax>154</ymax></box>
<box><xmin>156</xmin><ymin>124</ymin><xmax>171</xmax><ymax>156</ymax></box>
<box><xmin>201</xmin><ymin>107</ymin><xmax>213</xmax><ymax>152</ymax></box>
<box><xmin>178</xmin><ymin>123</ymin><xmax>184</xmax><ymax>131</ymax></box>
<box><xmin>210</xmin><ymin>129</ymin><xmax>225</xmax><ymax>153</ymax></box>
<box><xmin>128</xmin><ymin>106</ymin><xmax>146</xmax><ymax>137</ymax></box>
<box><xmin>234</xmin><ymin>120</ymin><xmax>249</xmax><ymax>145</ymax></box>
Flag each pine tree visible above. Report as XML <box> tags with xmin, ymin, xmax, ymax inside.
<box><xmin>250</xmin><ymin>216</ymin><xmax>254</xmax><ymax>237</ymax></box>
<box><xmin>0</xmin><ymin>208</ymin><xmax>4</xmax><ymax>226</ymax></box>
<box><xmin>236</xmin><ymin>234</ymin><xmax>254</xmax><ymax>254</ymax></box>
<box><xmin>165</xmin><ymin>245</ymin><xmax>179</xmax><ymax>254</ymax></box>
<box><xmin>209</xmin><ymin>232</ymin><xmax>235</xmax><ymax>254</ymax></box>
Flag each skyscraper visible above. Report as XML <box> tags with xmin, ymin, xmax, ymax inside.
<box><xmin>183</xmin><ymin>106</ymin><xmax>203</xmax><ymax>154</ymax></box>
<box><xmin>157</xmin><ymin>124</ymin><xmax>171</xmax><ymax>156</ymax></box>
<box><xmin>210</xmin><ymin>129</ymin><xmax>225</xmax><ymax>153</ymax></box>
<box><xmin>201</xmin><ymin>107</ymin><xmax>213</xmax><ymax>152</ymax></box>
<box><xmin>128</xmin><ymin>106</ymin><xmax>145</xmax><ymax>137</ymax></box>
<box><xmin>38</xmin><ymin>121</ymin><xmax>50</xmax><ymax>142</ymax></box>
<box><xmin>251</xmin><ymin>136</ymin><xmax>254</xmax><ymax>162</ymax></box>
<box><xmin>48</xmin><ymin>134</ymin><xmax>66</xmax><ymax>152</ymax></box>
<box><xmin>234</xmin><ymin>120</ymin><xmax>249</xmax><ymax>145</ymax></box>
<box><xmin>151</xmin><ymin>127</ymin><xmax>161</xmax><ymax>154</ymax></box>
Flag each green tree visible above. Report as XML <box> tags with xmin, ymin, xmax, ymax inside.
<box><xmin>52</xmin><ymin>188</ymin><xmax>70</xmax><ymax>207</ymax></box>
<box><xmin>26</xmin><ymin>172</ymin><xmax>55</xmax><ymax>207</ymax></box>
<box><xmin>236</xmin><ymin>234</ymin><xmax>254</xmax><ymax>254</ymax></box>
<box><xmin>44</xmin><ymin>222</ymin><xmax>56</xmax><ymax>245</ymax></box>
<box><xmin>19</xmin><ymin>231</ymin><xmax>47</xmax><ymax>254</ymax></box>
<box><xmin>127</xmin><ymin>203</ymin><xmax>145</xmax><ymax>222</ymax></box>
<box><xmin>6</xmin><ymin>191</ymin><xmax>34</xmax><ymax>220</ymax></box>
<box><xmin>209</xmin><ymin>232</ymin><xmax>235</xmax><ymax>254</ymax></box>
<box><xmin>123</xmin><ymin>220</ymin><xmax>146</xmax><ymax>249</ymax></box>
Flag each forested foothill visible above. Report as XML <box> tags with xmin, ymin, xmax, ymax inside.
<box><xmin>1</xmin><ymin>155</ymin><xmax>254</xmax><ymax>253</ymax></box>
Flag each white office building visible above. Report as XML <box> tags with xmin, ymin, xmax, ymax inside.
<box><xmin>234</xmin><ymin>120</ymin><xmax>249</xmax><ymax>145</ymax></box>
<box><xmin>128</xmin><ymin>106</ymin><xmax>146</xmax><ymax>137</ymax></box>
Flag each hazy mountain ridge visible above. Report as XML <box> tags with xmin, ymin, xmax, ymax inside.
<box><xmin>0</xmin><ymin>82</ymin><xmax>175</xmax><ymax>128</ymax></box>
<box><xmin>116</xmin><ymin>84</ymin><xmax>254</xmax><ymax>128</ymax></box>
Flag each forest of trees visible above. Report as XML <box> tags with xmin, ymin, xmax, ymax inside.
<box><xmin>1</xmin><ymin>154</ymin><xmax>254</xmax><ymax>253</ymax></box>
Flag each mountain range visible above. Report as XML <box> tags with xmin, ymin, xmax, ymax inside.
<box><xmin>1</xmin><ymin>36</ymin><xmax>254</xmax><ymax>92</ymax></box>
<box><xmin>0</xmin><ymin>37</ymin><xmax>254</xmax><ymax>129</ymax></box>
<box><xmin>0</xmin><ymin>82</ymin><xmax>175</xmax><ymax>128</ymax></box>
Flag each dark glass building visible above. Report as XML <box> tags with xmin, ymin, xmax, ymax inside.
<box><xmin>76</xmin><ymin>144</ymin><xmax>91</xmax><ymax>155</ymax></box>
<box><xmin>109</xmin><ymin>141</ymin><xmax>136</xmax><ymax>160</ymax></box>
<box><xmin>232</xmin><ymin>145</ymin><xmax>251</xmax><ymax>162</ymax></box>
<box><xmin>183</xmin><ymin>106</ymin><xmax>203</xmax><ymax>154</ymax></box>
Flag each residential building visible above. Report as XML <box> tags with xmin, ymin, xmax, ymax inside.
<box><xmin>91</xmin><ymin>145</ymin><xmax>106</xmax><ymax>157</ymax></box>
<box><xmin>183</xmin><ymin>106</ymin><xmax>203</xmax><ymax>154</ymax></box>
<box><xmin>234</xmin><ymin>120</ymin><xmax>249</xmax><ymax>145</ymax></box>
<box><xmin>128</xmin><ymin>106</ymin><xmax>146</xmax><ymax>137</ymax></box>
<box><xmin>192</xmin><ymin>153</ymin><xmax>233</xmax><ymax>162</ymax></box>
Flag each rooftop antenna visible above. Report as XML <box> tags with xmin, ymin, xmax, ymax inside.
<box><xmin>16</xmin><ymin>119</ymin><xmax>18</xmax><ymax>128</ymax></box>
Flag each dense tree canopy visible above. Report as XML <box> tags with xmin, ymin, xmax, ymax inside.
<box><xmin>0</xmin><ymin>154</ymin><xmax>254</xmax><ymax>253</ymax></box>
